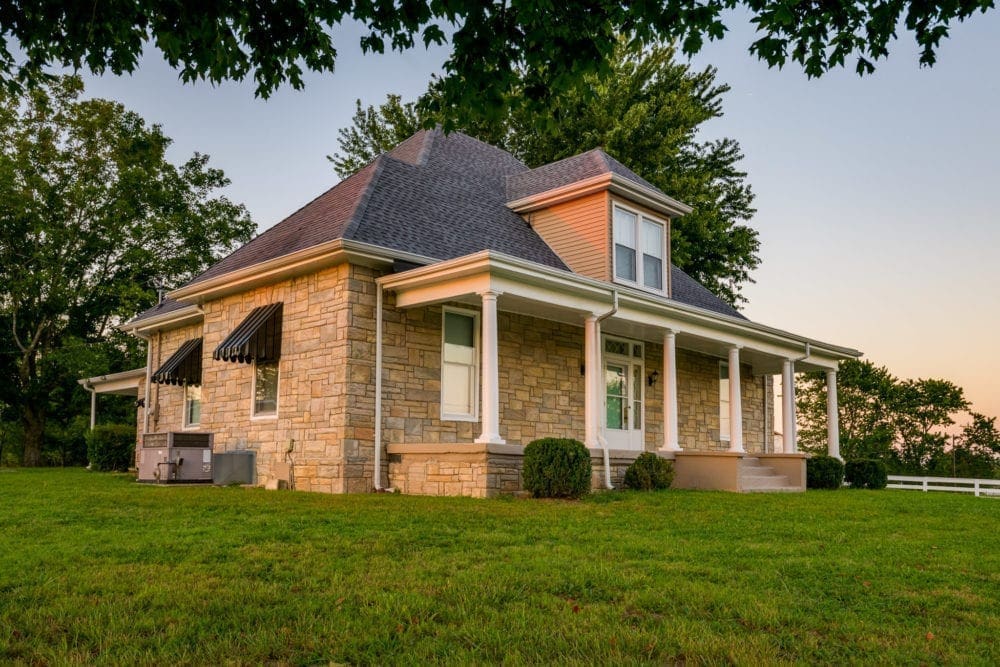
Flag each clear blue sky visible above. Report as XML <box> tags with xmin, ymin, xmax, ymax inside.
<box><xmin>81</xmin><ymin>13</ymin><xmax>1000</xmax><ymax>424</ymax></box>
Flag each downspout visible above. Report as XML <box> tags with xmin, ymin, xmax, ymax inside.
<box><xmin>595</xmin><ymin>289</ymin><xmax>619</xmax><ymax>490</ymax></box>
<box><xmin>138</xmin><ymin>328</ymin><xmax>153</xmax><ymax>438</ymax></box>
<box><xmin>373</xmin><ymin>282</ymin><xmax>385</xmax><ymax>491</ymax></box>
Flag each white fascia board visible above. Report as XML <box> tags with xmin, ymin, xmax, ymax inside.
<box><xmin>505</xmin><ymin>173</ymin><xmax>693</xmax><ymax>219</ymax></box>
<box><xmin>78</xmin><ymin>367</ymin><xmax>146</xmax><ymax>394</ymax></box>
<box><xmin>165</xmin><ymin>238</ymin><xmax>437</xmax><ymax>304</ymax></box>
<box><xmin>382</xmin><ymin>250</ymin><xmax>862</xmax><ymax>361</ymax></box>
<box><xmin>119</xmin><ymin>305</ymin><xmax>203</xmax><ymax>337</ymax></box>
<box><xmin>608</xmin><ymin>175</ymin><xmax>693</xmax><ymax>217</ymax></box>
<box><xmin>506</xmin><ymin>175</ymin><xmax>612</xmax><ymax>213</ymax></box>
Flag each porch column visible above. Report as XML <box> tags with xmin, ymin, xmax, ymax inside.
<box><xmin>584</xmin><ymin>315</ymin><xmax>599</xmax><ymax>448</ymax></box>
<box><xmin>728</xmin><ymin>346</ymin><xmax>744</xmax><ymax>453</ymax></box>
<box><xmin>782</xmin><ymin>359</ymin><xmax>797</xmax><ymax>453</ymax></box>
<box><xmin>89</xmin><ymin>387</ymin><xmax>97</xmax><ymax>430</ymax></box>
<box><xmin>826</xmin><ymin>369</ymin><xmax>841</xmax><ymax>460</ymax></box>
<box><xmin>475</xmin><ymin>290</ymin><xmax>505</xmax><ymax>445</ymax></box>
<box><xmin>661</xmin><ymin>330</ymin><xmax>680</xmax><ymax>451</ymax></box>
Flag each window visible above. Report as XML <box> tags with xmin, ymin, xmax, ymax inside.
<box><xmin>613</xmin><ymin>204</ymin><xmax>667</xmax><ymax>292</ymax></box>
<box><xmin>719</xmin><ymin>361</ymin><xmax>730</xmax><ymax>441</ymax></box>
<box><xmin>184</xmin><ymin>384</ymin><xmax>202</xmax><ymax>428</ymax></box>
<box><xmin>253</xmin><ymin>361</ymin><xmax>279</xmax><ymax>417</ymax></box>
<box><xmin>441</xmin><ymin>309</ymin><xmax>479</xmax><ymax>421</ymax></box>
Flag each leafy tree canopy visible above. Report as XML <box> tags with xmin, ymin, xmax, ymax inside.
<box><xmin>797</xmin><ymin>359</ymin><xmax>972</xmax><ymax>474</ymax></box>
<box><xmin>0</xmin><ymin>1</ymin><xmax>992</xmax><ymax>130</ymax></box>
<box><xmin>0</xmin><ymin>76</ymin><xmax>255</xmax><ymax>465</ymax></box>
<box><xmin>331</xmin><ymin>42</ymin><xmax>759</xmax><ymax>305</ymax></box>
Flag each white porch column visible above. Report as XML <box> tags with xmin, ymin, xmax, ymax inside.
<box><xmin>782</xmin><ymin>359</ymin><xmax>797</xmax><ymax>453</ymax></box>
<box><xmin>584</xmin><ymin>315</ymin><xmax>599</xmax><ymax>448</ymax></box>
<box><xmin>661</xmin><ymin>330</ymin><xmax>680</xmax><ymax>451</ymax></box>
<box><xmin>89</xmin><ymin>388</ymin><xmax>97</xmax><ymax>430</ymax></box>
<box><xmin>728</xmin><ymin>346</ymin><xmax>744</xmax><ymax>453</ymax></box>
<box><xmin>475</xmin><ymin>290</ymin><xmax>505</xmax><ymax>445</ymax></box>
<box><xmin>826</xmin><ymin>369</ymin><xmax>841</xmax><ymax>460</ymax></box>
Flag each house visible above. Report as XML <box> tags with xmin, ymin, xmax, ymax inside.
<box><xmin>86</xmin><ymin>130</ymin><xmax>860</xmax><ymax>495</ymax></box>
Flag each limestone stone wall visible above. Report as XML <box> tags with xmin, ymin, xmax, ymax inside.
<box><xmin>368</xmin><ymin>288</ymin><xmax>589</xmax><ymax>449</ymax></box>
<box><xmin>137</xmin><ymin>261</ymin><xmax>775</xmax><ymax>495</ymax></box>
<box><xmin>141</xmin><ymin>323</ymin><xmax>203</xmax><ymax>436</ymax></box>
<box><xmin>675</xmin><ymin>349</ymin><xmax>771</xmax><ymax>453</ymax></box>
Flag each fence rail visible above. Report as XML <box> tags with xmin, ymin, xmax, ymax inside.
<box><xmin>887</xmin><ymin>475</ymin><xmax>1000</xmax><ymax>497</ymax></box>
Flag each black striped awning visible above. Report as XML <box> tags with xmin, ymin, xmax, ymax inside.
<box><xmin>213</xmin><ymin>303</ymin><xmax>283</xmax><ymax>364</ymax></box>
<box><xmin>151</xmin><ymin>338</ymin><xmax>203</xmax><ymax>386</ymax></box>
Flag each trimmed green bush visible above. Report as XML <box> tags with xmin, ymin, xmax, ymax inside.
<box><xmin>522</xmin><ymin>438</ymin><xmax>592</xmax><ymax>499</ymax></box>
<box><xmin>845</xmin><ymin>459</ymin><xmax>888</xmax><ymax>490</ymax></box>
<box><xmin>86</xmin><ymin>424</ymin><xmax>136</xmax><ymax>472</ymax></box>
<box><xmin>623</xmin><ymin>452</ymin><xmax>675</xmax><ymax>490</ymax></box>
<box><xmin>806</xmin><ymin>455</ymin><xmax>844</xmax><ymax>490</ymax></box>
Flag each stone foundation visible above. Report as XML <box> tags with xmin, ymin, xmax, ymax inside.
<box><xmin>386</xmin><ymin>443</ymin><xmax>644</xmax><ymax>498</ymax></box>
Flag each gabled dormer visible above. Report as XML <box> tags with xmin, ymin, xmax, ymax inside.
<box><xmin>506</xmin><ymin>149</ymin><xmax>691</xmax><ymax>297</ymax></box>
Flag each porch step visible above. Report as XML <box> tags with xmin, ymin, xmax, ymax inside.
<box><xmin>739</xmin><ymin>456</ymin><xmax>803</xmax><ymax>493</ymax></box>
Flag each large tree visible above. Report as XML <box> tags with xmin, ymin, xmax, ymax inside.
<box><xmin>331</xmin><ymin>43</ymin><xmax>759</xmax><ymax>305</ymax></box>
<box><xmin>797</xmin><ymin>359</ymin><xmax>970</xmax><ymax>473</ymax></box>
<box><xmin>0</xmin><ymin>76</ymin><xmax>255</xmax><ymax>466</ymax></box>
<box><xmin>0</xmin><ymin>1</ymin><xmax>993</xmax><ymax>131</ymax></box>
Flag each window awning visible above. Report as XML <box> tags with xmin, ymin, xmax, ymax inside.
<box><xmin>151</xmin><ymin>338</ymin><xmax>203</xmax><ymax>386</ymax></box>
<box><xmin>213</xmin><ymin>302</ymin><xmax>283</xmax><ymax>364</ymax></box>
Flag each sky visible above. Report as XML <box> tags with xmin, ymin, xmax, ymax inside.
<box><xmin>80</xmin><ymin>13</ymin><xmax>1000</xmax><ymax>425</ymax></box>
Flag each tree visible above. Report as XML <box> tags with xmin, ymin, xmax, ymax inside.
<box><xmin>0</xmin><ymin>1</ymin><xmax>993</xmax><ymax>131</ymax></box>
<box><xmin>797</xmin><ymin>359</ymin><xmax>898</xmax><ymax>461</ymax></box>
<box><xmin>797</xmin><ymin>359</ymin><xmax>970</xmax><ymax>474</ymax></box>
<box><xmin>929</xmin><ymin>413</ymin><xmax>1000</xmax><ymax>479</ymax></box>
<box><xmin>0</xmin><ymin>76</ymin><xmax>255</xmax><ymax>466</ymax></box>
<box><xmin>331</xmin><ymin>43</ymin><xmax>759</xmax><ymax>305</ymax></box>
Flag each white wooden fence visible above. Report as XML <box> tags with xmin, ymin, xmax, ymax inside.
<box><xmin>887</xmin><ymin>475</ymin><xmax>1000</xmax><ymax>497</ymax></box>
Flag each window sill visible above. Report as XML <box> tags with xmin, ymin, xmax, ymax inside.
<box><xmin>440</xmin><ymin>413</ymin><xmax>479</xmax><ymax>423</ymax></box>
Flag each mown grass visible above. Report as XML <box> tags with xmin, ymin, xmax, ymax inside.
<box><xmin>1</xmin><ymin>469</ymin><xmax>998</xmax><ymax>665</ymax></box>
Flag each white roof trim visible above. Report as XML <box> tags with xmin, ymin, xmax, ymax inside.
<box><xmin>379</xmin><ymin>250</ymin><xmax>861</xmax><ymax>360</ymax></box>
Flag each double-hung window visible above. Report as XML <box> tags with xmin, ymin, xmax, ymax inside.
<box><xmin>184</xmin><ymin>384</ymin><xmax>202</xmax><ymax>428</ymax></box>
<box><xmin>253</xmin><ymin>361</ymin><xmax>279</xmax><ymax>418</ymax></box>
<box><xmin>441</xmin><ymin>308</ymin><xmax>479</xmax><ymax>421</ymax></box>
<box><xmin>613</xmin><ymin>204</ymin><xmax>667</xmax><ymax>293</ymax></box>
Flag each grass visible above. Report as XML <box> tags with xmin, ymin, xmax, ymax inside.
<box><xmin>1</xmin><ymin>469</ymin><xmax>998</xmax><ymax>665</ymax></box>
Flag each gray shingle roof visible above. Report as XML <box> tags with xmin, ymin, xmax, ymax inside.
<box><xmin>505</xmin><ymin>148</ymin><xmax>661</xmax><ymax>201</ymax></box>
<box><xmin>670</xmin><ymin>266</ymin><xmax>746</xmax><ymax>320</ymax></box>
<box><xmin>130</xmin><ymin>129</ymin><xmax>742</xmax><ymax>324</ymax></box>
<box><xmin>128</xmin><ymin>297</ymin><xmax>191</xmax><ymax>326</ymax></box>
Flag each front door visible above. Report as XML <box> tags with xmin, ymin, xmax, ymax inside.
<box><xmin>604</xmin><ymin>338</ymin><xmax>644</xmax><ymax>450</ymax></box>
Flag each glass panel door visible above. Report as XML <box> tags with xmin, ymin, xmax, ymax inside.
<box><xmin>605</xmin><ymin>363</ymin><xmax>627</xmax><ymax>431</ymax></box>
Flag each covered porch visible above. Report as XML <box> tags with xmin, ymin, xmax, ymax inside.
<box><xmin>78</xmin><ymin>368</ymin><xmax>146</xmax><ymax>430</ymax></box>
<box><xmin>376</xmin><ymin>251</ymin><xmax>858</xmax><ymax>496</ymax></box>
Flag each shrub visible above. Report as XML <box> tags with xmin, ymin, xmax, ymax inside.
<box><xmin>522</xmin><ymin>438</ymin><xmax>592</xmax><ymax>499</ymax></box>
<box><xmin>807</xmin><ymin>455</ymin><xmax>844</xmax><ymax>490</ymax></box>
<box><xmin>86</xmin><ymin>424</ymin><xmax>137</xmax><ymax>472</ymax></box>
<box><xmin>623</xmin><ymin>452</ymin><xmax>675</xmax><ymax>490</ymax></box>
<box><xmin>845</xmin><ymin>458</ymin><xmax>888</xmax><ymax>490</ymax></box>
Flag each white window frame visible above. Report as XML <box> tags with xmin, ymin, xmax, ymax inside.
<box><xmin>611</xmin><ymin>202</ymin><xmax>668</xmax><ymax>295</ymax></box>
<box><xmin>719</xmin><ymin>361</ymin><xmax>730</xmax><ymax>442</ymax></box>
<box><xmin>183</xmin><ymin>383</ymin><xmax>202</xmax><ymax>429</ymax></box>
<box><xmin>440</xmin><ymin>306</ymin><xmax>480</xmax><ymax>422</ymax></box>
<box><xmin>251</xmin><ymin>360</ymin><xmax>280</xmax><ymax>419</ymax></box>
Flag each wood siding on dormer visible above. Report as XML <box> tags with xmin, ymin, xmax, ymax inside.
<box><xmin>529</xmin><ymin>191</ymin><xmax>611</xmax><ymax>282</ymax></box>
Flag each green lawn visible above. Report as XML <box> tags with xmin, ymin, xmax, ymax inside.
<box><xmin>1</xmin><ymin>469</ymin><xmax>998</xmax><ymax>665</ymax></box>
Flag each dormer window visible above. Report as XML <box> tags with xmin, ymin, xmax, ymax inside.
<box><xmin>613</xmin><ymin>204</ymin><xmax>667</xmax><ymax>293</ymax></box>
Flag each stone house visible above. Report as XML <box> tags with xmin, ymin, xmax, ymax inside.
<box><xmin>86</xmin><ymin>130</ymin><xmax>860</xmax><ymax>495</ymax></box>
